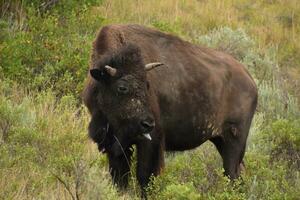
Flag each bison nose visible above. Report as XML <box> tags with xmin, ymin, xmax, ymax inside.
<box><xmin>140</xmin><ymin>118</ymin><xmax>155</xmax><ymax>133</ymax></box>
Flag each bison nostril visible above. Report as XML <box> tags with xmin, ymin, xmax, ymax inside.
<box><xmin>140</xmin><ymin>120</ymin><xmax>155</xmax><ymax>132</ymax></box>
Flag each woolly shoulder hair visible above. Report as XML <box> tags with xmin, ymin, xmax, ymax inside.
<box><xmin>101</xmin><ymin>43</ymin><xmax>144</xmax><ymax>70</ymax></box>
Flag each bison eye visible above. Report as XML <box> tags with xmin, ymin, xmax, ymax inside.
<box><xmin>117</xmin><ymin>85</ymin><xmax>129</xmax><ymax>94</ymax></box>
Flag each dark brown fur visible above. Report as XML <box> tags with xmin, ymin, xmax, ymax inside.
<box><xmin>82</xmin><ymin>24</ymin><xmax>258</xmax><ymax>197</ymax></box>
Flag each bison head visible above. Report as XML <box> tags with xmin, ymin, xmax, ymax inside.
<box><xmin>89</xmin><ymin>44</ymin><xmax>162</xmax><ymax>156</ymax></box>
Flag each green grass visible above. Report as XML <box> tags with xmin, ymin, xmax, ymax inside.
<box><xmin>0</xmin><ymin>0</ymin><xmax>299</xmax><ymax>199</ymax></box>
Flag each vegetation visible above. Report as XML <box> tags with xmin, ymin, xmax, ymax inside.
<box><xmin>0</xmin><ymin>0</ymin><xmax>299</xmax><ymax>199</ymax></box>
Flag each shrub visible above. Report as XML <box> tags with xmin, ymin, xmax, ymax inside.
<box><xmin>198</xmin><ymin>27</ymin><xmax>255</xmax><ymax>60</ymax></box>
<box><xmin>0</xmin><ymin>0</ymin><xmax>105</xmax><ymax>97</ymax></box>
<box><xmin>160</xmin><ymin>183</ymin><xmax>201</xmax><ymax>200</ymax></box>
<box><xmin>267</xmin><ymin>119</ymin><xmax>300</xmax><ymax>167</ymax></box>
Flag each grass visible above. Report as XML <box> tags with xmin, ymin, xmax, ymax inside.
<box><xmin>0</xmin><ymin>0</ymin><xmax>300</xmax><ymax>199</ymax></box>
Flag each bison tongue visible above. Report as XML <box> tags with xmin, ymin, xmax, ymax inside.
<box><xmin>143</xmin><ymin>133</ymin><xmax>152</xmax><ymax>140</ymax></box>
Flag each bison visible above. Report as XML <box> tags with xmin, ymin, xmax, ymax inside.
<box><xmin>83</xmin><ymin>24</ymin><xmax>257</xmax><ymax>197</ymax></box>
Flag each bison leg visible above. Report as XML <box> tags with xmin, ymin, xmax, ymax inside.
<box><xmin>222</xmin><ymin>141</ymin><xmax>246</xmax><ymax>179</ymax></box>
<box><xmin>136</xmin><ymin>139</ymin><xmax>164</xmax><ymax>198</ymax></box>
<box><xmin>107</xmin><ymin>146</ymin><xmax>133</xmax><ymax>189</ymax></box>
<box><xmin>210</xmin><ymin>127</ymin><xmax>247</xmax><ymax>179</ymax></box>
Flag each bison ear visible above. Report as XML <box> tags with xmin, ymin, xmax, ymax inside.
<box><xmin>90</xmin><ymin>69</ymin><xmax>103</xmax><ymax>81</ymax></box>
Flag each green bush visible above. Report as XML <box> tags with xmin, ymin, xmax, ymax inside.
<box><xmin>160</xmin><ymin>183</ymin><xmax>201</xmax><ymax>200</ymax></box>
<box><xmin>258</xmin><ymin>80</ymin><xmax>300</xmax><ymax>120</ymax></box>
<box><xmin>0</xmin><ymin>0</ymin><xmax>105</xmax><ymax>97</ymax></box>
<box><xmin>272</xmin><ymin>119</ymin><xmax>300</xmax><ymax>148</ymax></box>
<box><xmin>265</xmin><ymin>119</ymin><xmax>300</xmax><ymax>167</ymax></box>
<box><xmin>198</xmin><ymin>27</ymin><xmax>255</xmax><ymax>60</ymax></box>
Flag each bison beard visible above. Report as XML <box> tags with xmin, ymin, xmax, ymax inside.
<box><xmin>83</xmin><ymin>24</ymin><xmax>258</xmax><ymax>198</ymax></box>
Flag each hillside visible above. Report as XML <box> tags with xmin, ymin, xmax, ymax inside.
<box><xmin>0</xmin><ymin>0</ymin><xmax>299</xmax><ymax>199</ymax></box>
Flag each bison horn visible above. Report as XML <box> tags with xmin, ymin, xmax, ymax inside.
<box><xmin>145</xmin><ymin>62</ymin><xmax>164</xmax><ymax>71</ymax></box>
<box><xmin>104</xmin><ymin>65</ymin><xmax>117</xmax><ymax>76</ymax></box>
<box><xmin>143</xmin><ymin>133</ymin><xmax>152</xmax><ymax>140</ymax></box>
